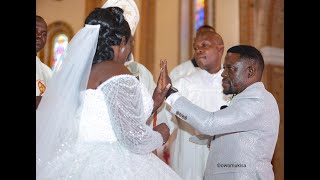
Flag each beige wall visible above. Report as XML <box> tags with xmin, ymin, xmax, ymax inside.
<box><xmin>36</xmin><ymin>0</ymin><xmax>85</xmax><ymax>34</ymax></box>
<box><xmin>216</xmin><ymin>0</ymin><xmax>240</xmax><ymax>61</ymax></box>
<box><xmin>154</xmin><ymin>0</ymin><xmax>180</xmax><ymax>77</ymax></box>
<box><xmin>132</xmin><ymin>0</ymin><xmax>142</xmax><ymax>63</ymax></box>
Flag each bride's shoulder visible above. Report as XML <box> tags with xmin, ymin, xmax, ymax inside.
<box><xmin>89</xmin><ymin>60</ymin><xmax>134</xmax><ymax>89</ymax></box>
<box><xmin>97</xmin><ymin>74</ymin><xmax>138</xmax><ymax>89</ymax></box>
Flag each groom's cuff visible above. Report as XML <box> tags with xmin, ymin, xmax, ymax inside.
<box><xmin>165</xmin><ymin>92</ymin><xmax>181</xmax><ymax>106</ymax></box>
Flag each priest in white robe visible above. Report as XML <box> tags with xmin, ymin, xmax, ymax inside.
<box><xmin>165</xmin><ymin>31</ymin><xmax>229</xmax><ymax>180</ymax></box>
<box><xmin>36</xmin><ymin>15</ymin><xmax>52</xmax><ymax>109</ymax></box>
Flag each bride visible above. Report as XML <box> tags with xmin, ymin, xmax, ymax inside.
<box><xmin>36</xmin><ymin>7</ymin><xmax>181</xmax><ymax>180</ymax></box>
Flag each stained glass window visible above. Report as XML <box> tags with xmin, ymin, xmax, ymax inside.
<box><xmin>52</xmin><ymin>34</ymin><xmax>68</xmax><ymax>71</ymax></box>
<box><xmin>195</xmin><ymin>0</ymin><xmax>205</xmax><ymax>30</ymax></box>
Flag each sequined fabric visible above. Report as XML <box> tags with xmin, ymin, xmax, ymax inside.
<box><xmin>100</xmin><ymin>74</ymin><xmax>163</xmax><ymax>154</ymax></box>
<box><xmin>37</xmin><ymin>75</ymin><xmax>182</xmax><ymax>180</ymax></box>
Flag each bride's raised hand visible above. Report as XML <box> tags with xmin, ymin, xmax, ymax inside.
<box><xmin>152</xmin><ymin>59</ymin><xmax>171</xmax><ymax>113</ymax></box>
<box><xmin>161</xmin><ymin>59</ymin><xmax>172</xmax><ymax>89</ymax></box>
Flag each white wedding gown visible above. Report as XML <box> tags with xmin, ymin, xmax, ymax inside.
<box><xmin>37</xmin><ymin>75</ymin><xmax>181</xmax><ymax>180</ymax></box>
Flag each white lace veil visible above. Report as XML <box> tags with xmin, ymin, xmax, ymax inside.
<box><xmin>36</xmin><ymin>24</ymin><xmax>100</xmax><ymax>169</ymax></box>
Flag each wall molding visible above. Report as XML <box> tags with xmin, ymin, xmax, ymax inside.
<box><xmin>260</xmin><ymin>46</ymin><xmax>283</xmax><ymax>66</ymax></box>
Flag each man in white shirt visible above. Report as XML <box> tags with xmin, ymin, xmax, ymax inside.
<box><xmin>164</xmin><ymin>30</ymin><xmax>229</xmax><ymax>180</ymax></box>
<box><xmin>36</xmin><ymin>15</ymin><xmax>52</xmax><ymax>109</ymax></box>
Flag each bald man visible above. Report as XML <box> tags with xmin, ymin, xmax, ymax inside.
<box><xmin>169</xmin><ymin>25</ymin><xmax>216</xmax><ymax>82</ymax></box>
<box><xmin>165</xmin><ymin>30</ymin><xmax>229</xmax><ymax>180</ymax></box>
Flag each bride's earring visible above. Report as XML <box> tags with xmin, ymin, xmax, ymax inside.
<box><xmin>121</xmin><ymin>47</ymin><xmax>125</xmax><ymax>53</ymax></box>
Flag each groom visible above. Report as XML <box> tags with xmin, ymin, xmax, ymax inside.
<box><xmin>153</xmin><ymin>45</ymin><xmax>280</xmax><ymax>180</ymax></box>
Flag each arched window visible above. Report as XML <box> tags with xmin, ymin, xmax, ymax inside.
<box><xmin>38</xmin><ymin>21</ymin><xmax>73</xmax><ymax>71</ymax></box>
<box><xmin>52</xmin><ymin>34</ymin><xmax>69</xmax><ymax>71</ymax></box>
<box><xmin>194</xmin><ymin>0</ymin><xmax>205</xmax><ymax>30</ymax></box>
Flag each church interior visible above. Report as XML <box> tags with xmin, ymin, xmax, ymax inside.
<box><xmin>36</xmin><ymin>0</ymin><xmax>284</xmax><ymax>179</ymax></box>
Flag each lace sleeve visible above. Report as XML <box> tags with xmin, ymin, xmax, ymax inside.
<box><xmin>99</xmin><ymin>75</ymin><xmax>163</xmax><ymax>154</ymax></box>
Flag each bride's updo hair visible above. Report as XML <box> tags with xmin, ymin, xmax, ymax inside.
<box><xmin>85</xmin><ymin>7</ymin><xmax>131</xmax><ymax>64</ymax></box>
